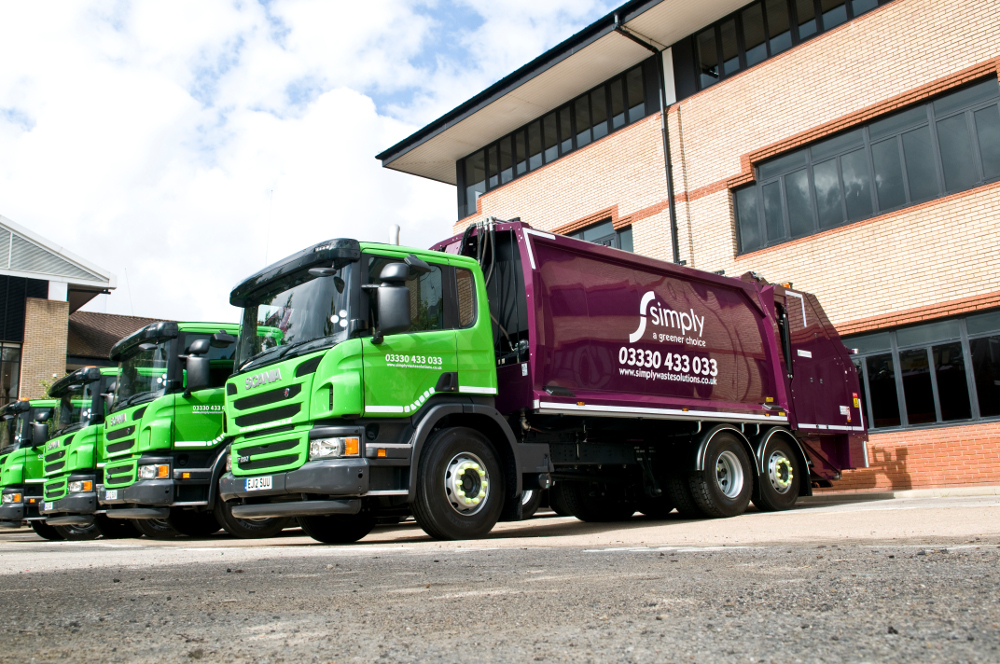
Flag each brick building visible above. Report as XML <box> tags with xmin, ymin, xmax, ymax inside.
<box><xmin>0</xmin><ymin>214</ymin><xmax>117</xmax><ymax>403</ymax></box>
<box><xmin>378</xmin><ymin>0</ymin><xmax>1000</xmax><ymax>492</ymax></box>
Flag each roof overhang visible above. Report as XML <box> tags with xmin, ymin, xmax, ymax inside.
<box><xmin>0</xmin><ymin>214</ymin><xmax>117</xmax><ymax>291</ymax></box>
<box><xmin>376</xmin><ymin>0</ymin><xmax>749</xmax><ymax>185</ymax></box>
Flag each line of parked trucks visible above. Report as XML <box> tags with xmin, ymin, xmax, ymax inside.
<box><xmin>0</xmin><ymin>219</ymin><xmax>867</xmax><ymax>543</ymax></box>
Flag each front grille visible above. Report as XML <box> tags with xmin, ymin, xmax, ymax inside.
<box><xmin>233</xmin><ymin>404</ymin><xmax>301</xmax><ymax>428</ymax></box>
<box><xmin>45</xmin><ymin>461</ymin><xmax>66</xmax><ymax>474</ymax></box>
<box><xmin>238</xmin><ymin>439</ymin><xmax>299</xmax><ymax>457</ymax></box>
<box><xmin>44</xmin><ymin>478</ymin><xmax>67</xmax><ymax>502</ymax></box>
<box><xmin>242</xmin><ymin>424</ymin><xmax>295</xmax><ymax>439</ymax></box>
<box><xmin>106</xmin><ymin>439</ymin><xmax>135</xmax><ymax>455</ymax></box>
<box><xmin>233</xmin><ymin>384</ymin><xmax>302</xmax><ymax>411</ymax></box>
<box><xmin>103</xmin><ymin>461</ymin><xmax>137</xmax><ymax>489</ymax></box>
<box><xmin>238</xmin><ymin>454</ymin><xmax>299</xmax><ymax>471</ymax></box>
<box><xmin>105</xmin><ymin>425</ymin><xmax>135</xmax><ymax>441</ymax></box>
<box><xmin>45</xmin><ymin>449</ymin><xmax>66</xmax><ymax>462</ymax></box>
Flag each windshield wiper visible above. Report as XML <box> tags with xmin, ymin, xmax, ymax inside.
<box><xmin>240</xmin><ymin>337</ymin><xmax>338</xmax><ymax>372</ymax></box>
<box><xmin>238</xmin><ymin>344</ymin><xmax>285</xmax><ymax>372</ymax></box>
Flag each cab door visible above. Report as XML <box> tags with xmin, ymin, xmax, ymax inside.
<box><xmin>173</xmin><ymin>334</ymin><xmax>227</xmax><ymax>450</ymax></box>
<box><xmin>361</xmin><ymin>253</ymin><xmax>458</xmax><ymax>416</ymax></box>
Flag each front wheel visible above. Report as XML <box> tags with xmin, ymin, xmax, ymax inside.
<box><xmin>411</xmin><ymin>427</ymin><xmax>504</xmax><ymax>540</ymax></box>
<box><xmin>299</xmin><ymin>513</ymin><xmax>376</xmax><ymax>544</ymax></box>
<box><xmin>688</xmin><ymin>433</ymin><xmax>753</xmax><ymax>518</ymax></box>
<box><xmin>214</xmin><ymin>499</ymin><xmax>291</xmax><ymax>539</ymax></box>
<box><xmin>133</xmin><ymin>518</ymin><xmax>181</xmax><ymax>540</ymax></box>
<box><xmin>53</xmin><ymin>523</ymin><xmax>102</xmax><ymax>540</ymax></box>
<box><xmin>31</xmin><ymin>521</ymin><xmax>66</xmax><ymax>541</ymax></box>
<box><xmin>752</xmin><ymin>436</ymin><xmax>802</xmax><ymax>512</ymax></box>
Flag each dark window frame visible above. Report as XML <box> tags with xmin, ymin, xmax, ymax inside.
<box><xmin>456</xmin><ymin>58</ymin><xmax>658</xmax><ymax>219</ymax></box>
<box><xmin>735</xmin><ymin>77</ymin><xmax>1000</xmax><ymax>253</ymax></box>
<box><xmin>566</xmin><ymin>219</ymin><xmax>634</xmax><ymax>252</ymax></box>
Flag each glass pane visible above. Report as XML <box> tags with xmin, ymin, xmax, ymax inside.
<box><xmin>742</xmin><ymin>4</ymin><xmax>767</xmax><ymax>67</ymax></box>
<box><xmin>896</xmin><ymin>319</ymin><xmax>961</xmax><ymax>347</ymax></box>
<box><xmin>967</xmin><ymin>310</ymin><xmax>1000</xmax><ymax>336</ymax></box>
<box><xmin>970</xmin><ymin>335</ymin><xmax>1000</xmax><ymax>417</ymax></box>
<box><xmin>575</xmin><ymin>96</ymin><xmax>591</xmax><ymax>148</ymax></box>
<box><xmin>872</xmin><ymin>138</ymin><xmax>906</xmax><ymax>210</ymax></box>
<box><xmin>975</xmin><ymin>105</ymin><xmax>1000</xmax><ymax>180</ymax></box>
<box><xmin>720</xmin><ymin>19</ymin><xmax>740</xmax><ymax>77</ymax></box>
<box><xmin>938</xmin><ymin>114</ymin><xmax>977</xmax><ymax>191</ymax></box>
<box><xmin>487</xmin><ymin>145</ymin><xmax>499</xmax><ymax>189</ymax></box>
<box><xmin>785</xmin><ymin>169</ymin><xmax>814</xmax><ymax>237</ymax></box>
<box><xmin>820</xmin><ymin>0</ymin><xmax>847</xmax><ymax>30</ymax></box>
<box><xmin>759</xmin><ymin>149</ymin><xmax>807</xmax><ymax>180</ymax></box>
<box><xmin>813</xmin><ymin>158</ymin><xmax>844</xmax><ymax>229</ymax></box>
<box><xmin>696</xmin><ymin>28</ymin><xmax>720</xmax><ymax>89</ymax></box>
<box><xmin>736</xmin><ymin>187</ymin><xmax>762</xmax><ymax>251</ymax></box>
<box><xmin>527</xmin><ymin>121</ymin><xmax>543</xmax><ymax>170</ymax></box>
<box><xmin>933</xmin><ymin>79</ymin><xmax>1000</xmax><ymax>117</ymax></box>
<box><xmin>866</xmin><ymin>353</ymin><xmax>901</xmax><ymax>427</ymax></box>
<box><xmin>850</xmin><ymin>0</ymin><xmax>877</xmax><ymax>15</ymax></box>
<box><xmin>852</xmin><ymin>358</ymin><xmax>869</xmax><ymax>426</ymax></box>
<box><xmin>610</xmin><ymin>79</ymin><xmax>626</xmax><ymax>129</ymax></box>
<box><xmin>499</xmin><ymin>137</ymin><xmax>513</xmax><ymax>185</ymax></box>
<box><xmin>869</xmin><ymin>106</ymin><xmax>927</xmax><ymax>141</ymax></box>
<box><xmin>626</xmin><ymin>67</ymin><xmax>645</xmax><ymax>123</ymax></box>
<box><xmin>841</xmin><ymin>148</ymin><xmax>874</xmax><ymax>221</ymax></box>
<box><xmin>464</xmin><ymin>151</ymin><xmax>486</xmax><ymax>216</ymax></box>
<box><xmin>580</xmin><ymin>220</ymin><xmax>615</xmax><ymax>242</ymax></box>
<box><xmin>848</xmin><ymin>332</ymin><xmax>891</xmax><ymax>354</ymax></box>
<box><xmin>901</xmin><ymin>126</ymin><xmax>939</xmax><ymax>203</ymax></box>
<box><xmin>763</xmin><ymin>181</ymin><xmax>785</xmax><ymax>241</ymax></box>
<box><xmin>456</xmin><ymin>268</ymin><xmax>477</xmax><ymax>328</ymax></box>
<box><xmin>618</xmin><ymin>227</ymin><xmax>633</xmax><ymax>253</ymax></box>
<box><xmin>765</xmin><ymin>0</ymin><xmax>792</xmax><ymax>54</ymax></box>
<box><xmin>514</xmin><ymin>131</ymin><xmax>527</xmax><ymax>176</ymax></box>
<box><xmin>407</xmin><ymin>265</ymin><xmax>444</xmax><ymax>332</ymax></box>
<box><xmin>795</xmin><ymin>0</ymin><xmax>817</xmax><ymax>39</ymax></box>
<box><xmin>559</xmin><ymin>106</ymin><xmax>573</xmax><ymax>154</ymax></box>
<box><xmin>933</xmin><ymin>342</ymin><xmax>971</xmax><ymax>421</ymax></box>
<box><xmin>543</xmin><ymin>112</ymin><xmax>558</xmax><ymax>163</ymax></box>
<box><xmin>811</xmin><ymin>128</ymin><xmax>863</xmax><ymax>161</ymax></box>
<box><xmin>591</xmin><ymin>87</ymin><xmax>608</xmax><ymax>139</ymax></box>
<box><xmin>899</xmin><ymin>348</ymin><xmax>936</xmax><ymax>425</ymax></box>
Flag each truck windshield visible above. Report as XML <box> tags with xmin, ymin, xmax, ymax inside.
<box><xmin>53</xmin><ymin>384</ymin><xmax>99</xmax><ymax>435</ymax></box>
<box><xmin>235</xmin><ymin>270</ymin><xmax>352</xmax><ymax>372</ymax></box>
<box><xmin>114</xmin><ymin>339</ymin><xmax>172</xmax><ymax>410</ymax></box>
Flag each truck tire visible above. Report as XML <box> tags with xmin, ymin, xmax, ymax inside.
<box><xmin>638</xmin><ymin>495</ymin><xmax>675</xmax><ymax>519</ymax></box>
<box><xmin>752</xmin><ymin>437</ymin><xmax>801</xmax><ymax>512</ymax></box>
<box><xmin>299</xmin><ymin>513</ymin><xmax>376</xmax><ymax>544</ymax></box>
<box><xmin>134</xmin><ymin>518</ymin><xmax>181</xmax><ymax>540</ymax></box>
<box><xmin>552</xmin><ymin>481</ymin><xmax>635</xmax><ymax>522</ymax></box>
<box><xmin>548</xmin><ymin>485</ymin><xmax>571</xmax><ymax>516</ymax></box>
<box><xmin>688</xmin><ymin>433</ymin><xmax>753</xmax><ymax>518</ymax></box>
<box><xmin>665</xmin><ymin>474</ymin><xmax>702</xmax><ymax>518</ymax></box>
<box><xmin>30</xmin><ymin>521</ymin><xmax>65</xmax><ymax>541</ymax></box>
<box><xmin>53</xmin><ymin>523</ymin><xmax>102</xmax><ymax>540</ymax></box>
<box><xmin>412</xmin><ymin>426</ymin><xmax>504</xmax><ymax>540</ymax></box>
<box><xmin>521</xmin><ymin>488</ymin><xmax>543</xmax><ymax>519</ymax></box>
<box><xmin>169</xmin><ymin>509</ymin><xmax>222</xmax><ymax>538</ymax></box>
<box><xmin>95</xmin><ymin>515</ymin><xmax>141</xmax><ymax>539</ymax></box>
<box><xmin>214</xmin><ymin>499</ymin><xmax>291</xmax><ymax>539</ymax></box>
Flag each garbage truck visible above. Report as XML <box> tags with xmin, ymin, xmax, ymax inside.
<box><xmin>0</xmin><ymin>398</ymin><xmax>60</xmax><ymax>539</ymax></box>
<box><xmin>219</xmin><ymin>220</ymin><xmax>867</xmax><ymax>542</ymax></box>
<box><xmin>97</xmin><ymin>321</ymin><xmax>289</xmax><ymax>539</ymax></box>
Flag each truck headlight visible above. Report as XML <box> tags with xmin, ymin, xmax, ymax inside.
<box><xmin>67</xmin><ymin>481</ymin><xmax>94</xmax><ymax>493</ymax></box>
<box><xmin>1</xmin><ymin>493</ymin><xmax>21</xmax><ymax>504</ymax></box>
<box><xmin>138</xmin><ymin>464</ymin><xmax>170</xmax><ymax>480</ymax></box>
<box><xmin>308</xmin><ymin>437</ymin><xmax>360</xmax><ymax>460</ymax></box>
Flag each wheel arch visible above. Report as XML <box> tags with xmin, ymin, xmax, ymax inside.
<box><xmin>694</xmin><ymin>423</ymin><xmax>755</xmax><ymax>472</ymax></box>
<box><xmin>752</xmin><ymin>426</ymin><xmax>812</xmax><ymax>497</ymax></box>
<box><xmin>206</xmin><ymin>443</ymin><xmax>232</xmax><ymax>510</ymax></box>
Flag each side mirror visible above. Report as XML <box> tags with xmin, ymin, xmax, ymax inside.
<box><xmin>210</xmin><ymin>332</ymin><xmax>237</xmax><ymax>348</ymax></box>
<box><xmin>375</xmin><ymin>284</ymin><xmax>411</xmax><ymax>341</ymax></box>
<box><xmin>183</xmin><ymin>356</ymin><xmax>211</xmax><ymax>396</ymax></box>
<box><xmin>32</xmin><ymin>421</ymin><xmax>49</xmax><ymax>447</ymax></box>
<box><xmin>404</xmin><ymin>254</ymin><xmax>432</xmax><ymax>275</ymax></box>
<box><xmin>35</xmin><ymin>409</ymin><xmax>51</xmax><ymax>423</ymax></box>
<box><xmin>379</xmin><ymin>262</ymin><xmax>409</xmax><ymax>283</ymax></box>
<box><xmin>187</xmin><ymin>338</ymin><xmax>212</xmax><ymax>355</ymax></box>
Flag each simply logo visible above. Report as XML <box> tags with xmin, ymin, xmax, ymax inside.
<box><xmin>628</xmin><ymin>291</ymin><xmax>706</xmax><ymax>343</ymax></box>
<box><xmin>244</xmin><ymin>368</ymin><xmax>282</xmax><ymax>390</ymax></box>
<box><xmin>106</xmin><ymin>413</ymin><xmax>127</xmax><ymax>427</ymax></box>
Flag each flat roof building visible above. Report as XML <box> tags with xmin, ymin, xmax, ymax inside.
<box><xmin>380</xmin><ymin>0</ymin><xmax>1000</xmax><ymax>492</ymax></box>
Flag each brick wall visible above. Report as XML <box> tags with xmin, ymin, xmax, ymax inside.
<box><xmin>20</xmin><ymin>298</ymin><xmax>69</xmax><ymax>399</ymax></box>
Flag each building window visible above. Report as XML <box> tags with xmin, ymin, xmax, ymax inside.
<box><xmin>456</xmin><ymin>58</ymin><xmax>659</xmax><ymax>219</ymax></box>
<box><xmin>567</xmin><ymin>220</ymin><xmax>633</xmax><ymax>252</ymax></box>
<box><xmin>681</xmin><ymin>0</ymin><xmax>889</xmax><ymax>95</ymax></box>
<box><xmin>845</xmin><ymin>310</ymin><xmax>1000</xmax><ymax>430</ymax></box>
<box><xmin>736</xmin><ymin>77</ymin><xmax>1000</xmax><ymax>253</ymax></box>
<box><xmin>0</xmin><ymin>342</ymin><xmax>20</xmax><ymax>407</ymax></box>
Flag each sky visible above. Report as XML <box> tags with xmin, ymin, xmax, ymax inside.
<box><xmin>0</xmin><ymin>0</ymin><xmax>617</xmax><ymax>323</ymax></box>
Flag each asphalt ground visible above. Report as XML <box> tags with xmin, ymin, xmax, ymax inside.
<box><xmin>1</xmin><ymin>495</ymin><xmax>999</xmax><ymax>663</ymax></box>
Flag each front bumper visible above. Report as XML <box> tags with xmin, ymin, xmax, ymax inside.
<box><xmin>100</xmin><ymin>479</ymin><xmax>174</xmax><ymax>506</ymax></box>
<box><xmin>39</xmin><ymin>490</ymin><xmax>98</xmax><ymax>516</ymax></box>
<box><xmin>219</xmin><ymin>457</ymin><xmax>370</xmax><ymax>502</ymax></box>
<box><xmin>0</xmin><ymin>503</ymin><xmax>25</xmax><ymax>522</ymax></box>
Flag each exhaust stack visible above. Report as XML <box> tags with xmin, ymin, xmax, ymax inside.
<box><xmin>389</xmin><ymin>224</ymin><xmax>400</xmax><ymax>245</ymax></box>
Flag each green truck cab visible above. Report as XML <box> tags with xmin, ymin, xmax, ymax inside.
<box><xmin>218</xmin><ymin>239</ymin><xmax>505</xmax><ymax>543</ymax></box>
<box><xmin>99</xmin><ymin>321</ymin><xmax>288</xmax><ymax>539</ymax></box>
<box><xmin>38</xmin><ymin>367</ymin><xmax>135</xmax><ymax>539</ymax></box>
<box><xmin>0</xmin><ymin>399</ymin><xmax>58</xmax><ymax>539</ymax></box>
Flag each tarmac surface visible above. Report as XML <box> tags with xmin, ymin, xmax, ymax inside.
<box><xmin>1</xmin><ymin>494</ymin><xmax>999</xmax><ymax>663</ymax></box>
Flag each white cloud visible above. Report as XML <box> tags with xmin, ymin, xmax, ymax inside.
<box><xmin>0</xmin><ymin>0</ymin><xmax>615</xmax><ymax>324</ymax></box>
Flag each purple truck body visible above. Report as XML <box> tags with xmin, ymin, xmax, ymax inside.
<box><xmin>433</xmin><ymin>221</ymin><xmax>866</xmax><ymax>483</ymax></box>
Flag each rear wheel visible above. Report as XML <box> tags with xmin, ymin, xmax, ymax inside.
<box><xmin>214</xmin><ymin>499</ymin><xmax>291</xmax><ymax>539</ymax></box>
<box><xmin>169</xmin><ymin>509</ymin><xmax>222</xmax><ymax>538</ymax></box>
<box><xmin>133</xmin><ymin>518</ymin><xmax>181</xmax><ymax>540</ymax></box>
<box><xmin>548</xmin><ymin>485</ymin><xmax>571</xmax><ymax>517</ymax></box>
<box><xmin>53</xmin><ymin>522</ymin><xmax>102</xmax><ymax>540</ymax></box>
<box><xmin>299</xmin><ymin>513</ymin><xmax>376</xmax><ymax>544</ymax></box>
<box><xmin>551</xmin><ymin>481</ymin><xmax>635</xmax><ymax>522</ymax></box>
<box><xmin>412</xmin><ymin>427</ymin><xmax>504</xmax><ymax>540</ymax></box>
<box><xmin>752</xmin><ymin>436</ymin><xmax>802</xmax><ymax>512</ymax></box>
<box><xmin>30</xmin><ymin>521</ymin><xmax>65</xmax><ymax>541</ymax></box>
<box><xmin>688</xmin><ymin>433</ymin><xmax>753</xmax><ymax>518</ymax></box>
<box><xmin>520</xmin><ymin>488</ymin><xmax>543</xmax><ymax>519</ymax></box>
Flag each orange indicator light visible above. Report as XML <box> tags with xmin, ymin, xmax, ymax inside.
<box><xmin>182</xmin><ymin>472</ymin><xmax>191</xmax><ymax>480</ymax></box>
<box><xmin>344</xmin><ymin>437</ymin><xmax>360</xmax><ymax>456</ymax></box>
<box><xmin>377</xmin><ymin>448</ymin><xmax>387</xmax><ymax>458</ymax></box>
<box><xmin>157</xmin><ymin>465</ymin><xmax>169</xmax><ymax>478</ymax></box>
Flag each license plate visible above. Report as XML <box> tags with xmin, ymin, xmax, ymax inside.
<box><xmin>43</xmin><ymin>502</ymin><xmax>53</xmax><ymax>512</ymax></box>
<box><xmin>105</xmin><ymin>490</ymin><xmax>118</xmax><ymax>500</ymax></box>
<box><xmin>245</xmin><ymin>476</ymin><xmax>272</xmax><ymax>492</ymax></box>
